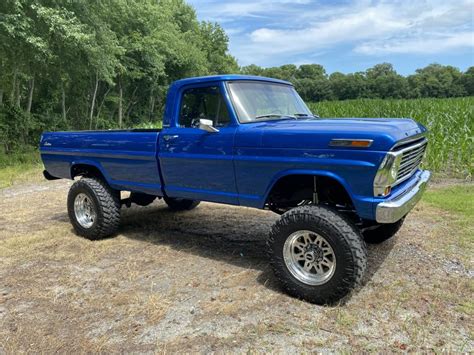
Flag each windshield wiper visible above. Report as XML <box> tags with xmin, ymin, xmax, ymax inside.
<box><xmin>294</xmin><ymin>113</ymin><xmax>319</xmax><ymax>119</ymax></box>
<box><xmin>255</xmin><ymin>114</ymin><xmax>296</xmax><ymax>120</ymax></box>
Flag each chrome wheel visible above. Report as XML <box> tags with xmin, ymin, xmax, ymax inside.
<box><xmin>74</xmin><ymin>193</ymin><xmax>96</xmax><ymax>229</ymax></box>
<box><xmin>283</xmin><ymin>230</ymin><xmax>336</xmax><ymax>285</ymax></box>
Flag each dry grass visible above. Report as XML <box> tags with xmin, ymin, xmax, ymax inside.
<box><xmin>0</xmin><ymin>164</ymin><xmax>43</xmax><ymax>189</ymax></box>
<box><xmin>0</xmin><ymin>178</ymin><xmax>472</xmax><ymax>352</ymax></box>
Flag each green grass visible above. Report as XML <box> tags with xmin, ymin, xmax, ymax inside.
<box><xmin>309</xmin><ymin>97</ymin><xmax>474</xmax><ymax>178</ymax></box>
<box><xmin>0</xmin><ymin>149</ymin><xmax>42</xmax><ymax>188</ymax></box>
<box><xmin>423</xmin><ymin>184</ymin><xmax>474</xmax><ymax>248</ymax></box>
<box><xmin>423</xmin><ymin>184</ymin><xmax>474</xmax><ymax>217</ymax></box>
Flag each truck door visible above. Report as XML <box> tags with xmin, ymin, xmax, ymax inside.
<box><xmin>158</xmin><ymin>83</ymin><xmax>239</xmax><ymax>204</ymax></box>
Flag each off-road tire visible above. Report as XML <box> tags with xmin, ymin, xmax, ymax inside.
<box><xmin>267</xmin><ymin>205</ymin><xmax>367</xmax><ymax>305</ymax></box>
<box><xmin>163</xmin><ymin>196</ymin><xmax>200</xmax><ymax>211</ymax></box>
<box><xmin>67</xmin><ymin>177</ymin><xmax>121</xmax><ymax>240</ymax></box>
<box><xmin>363</xmin><ymin>217</ymin><xmax>405</xmax><ymax>244</ymax></box>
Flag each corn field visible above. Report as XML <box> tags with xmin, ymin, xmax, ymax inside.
<box><xmin>309</xmin><ymin>97</ymin><xmax>474</xmax><ymax>178</ymax></box>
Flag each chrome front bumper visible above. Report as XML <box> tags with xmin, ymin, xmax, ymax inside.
<box><xmin>375</xmin><ymin>170</ymin><xmax>431</xmax><ymax>224</ymax></box>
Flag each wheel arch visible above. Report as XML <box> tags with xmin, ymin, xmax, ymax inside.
<box><xmin>262</xmin><ymin>169</ymin><xmax>356</xmax><ymax>208</ymax></box>
<box><xmin>70</xmin><ymin>160</ymin><xmax>109</xmax><ymax>182</ymax></box>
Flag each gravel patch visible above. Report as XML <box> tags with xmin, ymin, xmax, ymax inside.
<box><xmin>0</xmin><ymin>179</ymin><xmax>472</xmax><ymax>352</ymax></box>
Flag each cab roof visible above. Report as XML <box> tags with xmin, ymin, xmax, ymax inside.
<box><xmin>170</xmin><ymin>74</ymin><xmax>292</xmax><ymax>89</ymax></box>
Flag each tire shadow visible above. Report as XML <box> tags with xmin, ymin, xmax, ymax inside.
<box><xmin>114</xmin><ymin>201</ymin><xmax>395</xmax><ymax>305</ymax></box>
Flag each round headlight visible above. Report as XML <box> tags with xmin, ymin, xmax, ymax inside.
<box><xmin>390</xmin><ymin>163</ymin><xmax>398</xmax><ymax>180</ymax></box>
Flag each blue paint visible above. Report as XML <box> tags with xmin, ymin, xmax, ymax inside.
<box><xmin>40</xmin><ymin>75</ymin><xmax>428</xmax><ymax>221</ymax></box>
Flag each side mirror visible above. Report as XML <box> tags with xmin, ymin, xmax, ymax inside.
<box><xmin>199</xmin><ymin>119</ymin><xmax>219</xmax><ymax>133</ymax></box>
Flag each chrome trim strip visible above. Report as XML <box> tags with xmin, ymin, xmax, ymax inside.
<box><xmin>376</xmin><ymin>170</ymin><xmax>431</xmax><ymax>223</ymax></box>
<box><xmin>40</xmin><ymin>149</ymin><xmax>155</xmax><ymax>161</ymax></box>
<box><xmin>394</xmin><ymin>138</ymin><xmax>427</xmax><ymax>155</ymax></box>
<box><xmin>391</xmin><ymin>133</ymin><xmax>426</xmax><ymax>149</ymax></box>
<box><xmin>399</xmin><ymin>154</ymin><xmax>422</xmax><ymax>169</ymax></box>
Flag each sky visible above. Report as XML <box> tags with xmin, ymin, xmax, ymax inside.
<box><xmin>188</xmin><ymin>0</ymin><xmax>474</xmax><ymax>75</ymax></box>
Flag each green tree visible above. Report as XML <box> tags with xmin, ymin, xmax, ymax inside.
<box><xmin>199</xmin><ymin>21</ymin><xmax>239</xmax><ymax>74</ymax></box>
<box><xmin>295</xmin><ymin>64</ymin><xmax>326</xmax><ymax>79</ymax></box>
<box><xmin>241</xmin><ymin>64</ymin><xmax>265</xmax><ymax>76</ymax></box>
<box><xmin>365</xmin><ymin>63</ymin><xmax>407</xmax><ymax>99</ymax></box>
<box><xmin>408</xmin><ymin>64</ymin><xmax>466</xmax><ymax>98</ymax></box>
<box><xmin>461</xmin><ymin>67</ymin><xmax>474</xmax><ymax>95</ymax></box>
<box><xmin>294</xmin><ymin>64</ymin><xmax>332</xmax><ymax>101</ymax></box>
<box><xmin>329</xmin><ymin>72</ymin><xmax>368</xmax><ymax>100</ymax></box>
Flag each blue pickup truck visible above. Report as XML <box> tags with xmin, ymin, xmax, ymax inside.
<box><xmin>40</xmin><ymin>75</ymin><xmax>431</xmax><ymax>304</ymax></box>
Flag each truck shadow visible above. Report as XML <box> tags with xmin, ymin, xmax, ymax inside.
<box><xmin>120</xmin><ymin>201</ymin><xmax>395</xmax><ymax>305</ymax></box>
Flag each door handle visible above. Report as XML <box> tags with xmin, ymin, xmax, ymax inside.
<box><xmin>163</xmin><ymin>135</ymin><xmax>179</xmax><ymax>141</ymax></box>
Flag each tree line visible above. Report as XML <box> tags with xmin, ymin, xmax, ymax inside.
<box><xmin>0</xmin><ymin>0</ymin><xmax>473</xmax><ymax>155</ymax></box>
<box><xmin>242</xmin><ymin>63</ymin><xmax>474</xmax><ymax>102</ymax></box>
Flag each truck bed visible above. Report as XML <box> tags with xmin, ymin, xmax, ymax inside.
<box><xmin>40</xmin><ymin>130</ymin><xmax>164</xmax><ymax>196</ymax></box>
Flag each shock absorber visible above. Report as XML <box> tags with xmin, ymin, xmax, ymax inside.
<box><xmin>313</xmin><ymin>176</ymin><xmax>319</xmax><ymax>204</ymax></box>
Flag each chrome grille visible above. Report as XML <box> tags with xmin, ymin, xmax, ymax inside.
<box><xmin>395</xmin><ymin>139</ymin><xmax>427</xmax><ymax>184</ymax></box>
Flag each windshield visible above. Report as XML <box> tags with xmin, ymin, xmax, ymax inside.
<box><xmin>227</xmin><ymin>81</ymin><xmax>313</xmax><ymax>123</ymax></box>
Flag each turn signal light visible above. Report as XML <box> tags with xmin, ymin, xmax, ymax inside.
<box><xmin>329</xmin><ymin>139</ymin><xmax>373</xmax><ymax>148</ymax></box>
<box><xmin>384</xmin><ymin>186</ymin><xmax>392</xmax><ymax>196</ymax></box>
<box><xmin>350</xmin><ymin>140</ymin><xmax>372</xmax><ymax>147</ymax></box>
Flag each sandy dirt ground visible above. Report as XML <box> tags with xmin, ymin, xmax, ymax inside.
<box><xmin>0</xmin><ymin>179</ymin><xmax>472</xmax><ymax>352</ymax></box>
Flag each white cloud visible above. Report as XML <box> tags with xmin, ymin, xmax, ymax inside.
<box><xmin>355</xmin><ymin>32</ymin><xmax>474</xmax><ymax>55</ymax></box>
<box><xmin>189</xmin><ymin>0</ymin><xmax>474</xmax><ymax>66</ymax></box>
<box><xmin>249</xmin><ymin>5</ymin><xmax>409</xmax><ymax>52</ymax></box>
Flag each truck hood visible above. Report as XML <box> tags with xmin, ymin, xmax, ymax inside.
<box><xmin>254</xmin><ymin>118</ymin><xmax>426</xmax><ymax>151</ymax></box>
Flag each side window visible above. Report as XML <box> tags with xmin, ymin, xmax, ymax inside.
<box><xmin>179</xmin><ymin>86</ymin><xmax>231</xmax><ymax>128</ymax></box>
